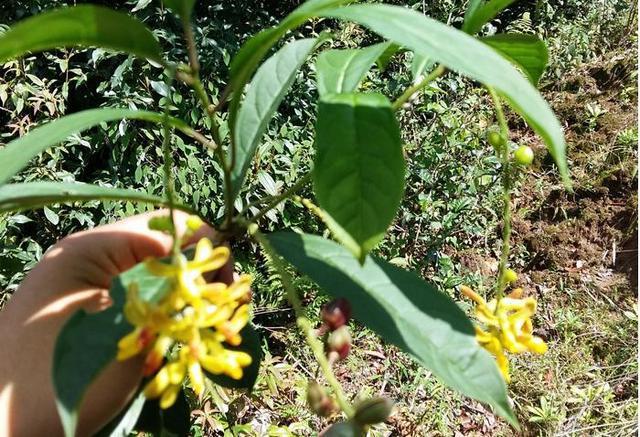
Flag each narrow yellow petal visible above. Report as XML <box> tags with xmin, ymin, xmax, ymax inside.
<box><xmin>190</xmin><ymin>246</ymin><xmax>230</xmax><ymax>274</ymax></box>
<box><xmin>526</xmin><ymin>336</ymin><xmax>548</xmax><ymax>354</ymax></box>
<box><xmin>460</xmin><ymin>285</ymin><xmax>486</xmax><ymax>305</ymax></box>
<box><xmin>159</xmin><ymin>384</ymin><xmax>180</xmax><ymax>409</ymax></box>
<box><xmin>188</xmin><ymin>361</ymin><xmax>205</xmax><ymax>396</ymax></box>
<box><xmin>145</xmin><ymin>258</ymin><xmax>176</xmax><ymax>277</ymax></box>
<box><xmin>143</xmin><ymin>366</ymin><xmax>171</xmax><ymax>399</ymax></box>
<box><xmin>167</xmin><ymin>361</ymin><xmax>187</xmax><ymax>385</ymax></box>
<box><xmin>200</xmin><ymin>355</ymin><xmax>224</xmax><ymax>375</ymax></box>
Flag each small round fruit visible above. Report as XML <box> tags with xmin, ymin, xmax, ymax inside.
<box><xmin>321</xmin><ymin>297</ymin><xmax>352</xmax><ymax>330</ymax></box>
<box><xmin>487</xmin><ymin>130</ymin><xmax>505</xmax><ymax>150</ymax></box>
<box><xmin>514</xmin><ymin>145</ymin><xmax>534</xmax><ymax>166</ymax></box>
<box><xmin>327</xmin><ymin>326</ymin><xmax>351</xmax><ymax>360</ymax></box>
<box><xmin>504</xmin><ymin>269</ymin><xmax>518</xmax><ymax>284</ymax></box>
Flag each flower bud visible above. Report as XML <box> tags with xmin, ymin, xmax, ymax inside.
<box><xmin>307</xmin><ymin>380</ymin><xmax>336</xmax><ymax>417</ymax></box>
<box><xmin>514</xmin><ymin>145</ymin><xmax>534</xmax><ymax>166</ymax></box>
<box><xmin>327</xmin><ymin>326</ymin><xmax>351</xmax><ymax>361</ymax></box>
<box><xmin>487</xmin><ymin>129</ymin><xmax>505</xmax><ymax>151</ymax></box>
<box><xmin>148</xmin><ymin>215</ymin><xmax>173</xmax><ymax>233</ymax></box>
<box><xmin>321</xmin><ymin>298</ymin><xmax>352</xmax><ymax>330</ymax></box>
<box><xmin>504</xmin><ymin>268</ymin><xmax>518</xmax><ymax>284</ymax></box>
<box><xmin>353</xmin><ymin>397</ymin><xmax>394</xmax><ymax>425</ymax></box>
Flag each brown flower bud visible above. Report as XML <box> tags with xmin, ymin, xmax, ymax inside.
<box><xmin>327</xmin><ymin>326</ymin><xmax>351</xmax><ymax>361</ymax></box>
<box><xmin>307</xmin><ymin>380</ymin><xmax>336</xmax><ymax>417</ymax></box>
<box><xmin>353</xmin><ymin>397</ymin><xmax>394</xmax><ymax>425</ymax></box>
<box><xmin>321</xmin><ymin>298</ymin><xmax>352</xmax><ymax>330</ymax></box>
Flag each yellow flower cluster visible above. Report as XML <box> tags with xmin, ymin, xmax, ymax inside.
<box><xmin>117</xmin><ymin>237</ymin><xmax>252</xmax><ymax>408</ymax></box>
<box><xmin>461</xmin><ymin>285</ymin><xmax>547</xmax><ymax>383</ymax></box>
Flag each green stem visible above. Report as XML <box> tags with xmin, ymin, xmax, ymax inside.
<box><xmin>392</xmin><ymin>65</ymin><xmax>446</xmax><ymax>111</ymax></box>
<box><xmin>161</xmin><ymin>68</ymin><xmax>180</xmax><ymax>259</ymax></box>
<box><xmin>251</xmin><ymin>228</ymin><xmax>354</xmax><ymax>417</ymax></box>
<box><xmin>181</xmin><ymin>19</ymin><xmax>234</xmax><ymax>230</ymax></box>
<box><xmin>488</xmin><ymin>86</ymin><xmax>512</xmax><ymax>298</ymax></box>
<box><xmin>242</xmin><ymin>172</ymin><xmax>313</xmax><ymax>223</ymax></box>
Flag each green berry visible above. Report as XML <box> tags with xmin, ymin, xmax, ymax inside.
<box><xmin>504</xmin><ymin>268</ymin><xmax>518</xmax><ymax>284</ymax></box>
<box><xmin>353</xmin><ymin>397</ymin><xmax>394</xmax><ymax>425</ymax></box>
<box><xmin>514</xmin><ymin>145</ymin><xmax>534</xmax><ymax>166</ymax></box>
<box><xmin>487</xmin><ymin>130</ymin><xmax>505</xmax><ymax>150</ymax></box>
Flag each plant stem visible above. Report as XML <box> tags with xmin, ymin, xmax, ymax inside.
<box><xmin>251</xmin><ymin>228</ymin><xmax>354</xmax><ymax>417</ymax></box>
<box><xmin>242</xmin><ymin>172</ymin><xmax>313</xmax><ymax>223</ymax></box>
<box><xmin>392</xmin><ymin>65</ymin><xmax>446</xmax><ymax>111</ymax></box>
<box><xmin>161</xmin><ymin>68</ymin><xmax>180</xmax><ymax>259</ymax></box>
<box><xmin>488</xmin><ymin>86</ymin><xmax>512</xmax><ymax>298</ymax></box>
<box><xmin>181</xmin><ymin>19</ymin><xmax>234</xmax><ymax>230</ymax></box>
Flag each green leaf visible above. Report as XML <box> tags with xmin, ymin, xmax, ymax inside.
<box><xmin>202</xmin><ymin>324</ymin><xmax>262</xmax><ymax>390</ymax></box>
<box><xmin>0</xmin><ymin>108</ymin><xmax>195</xmax><ymax>185</ymax></box>
<box><xmin>411</xmin><ymin>53</ymin><xmax>434</xmax><ymax>81</ymax></box>
<box><xmin>481</xmin><ymin>34</ymin><xmax>548</xmax><ymax>84</ymax></box>
<box><xmin>0</xmin><ymin>5</ymin><xmax>163</xmax><ymax>64</ymax></box>
<box><xmin>231</xmin><ymin>37</ymin><xmax>323</xmax><ymax>200</ymax></box>
<box><xmin>95</xmin><ymin>392</ymin><xmax>147</xmax><ymax>437</ymax></box>
<box><xmin>0</xmin><ymin>182</ymin><xmax>168</xmax><ymax>213</ymax></box>
<box><xmin>320</xmin><ymin>421</ymin><xmax>361</xmax><ymax>436</ymax></box>
<box><xmin>463</xmin><ymin>0</ymin><xmax>517</xmax><ymax>35</ymax></box>
<box><xmin>322</xmin><ymin>4</ymin><xmax>570</xmax><ymax>187</ymax></box>
<box><xmin>53</xmin><ymin>261</ymin><xmax>170</xmax><ymax>437</ymax></box>
<box><xmin>227</xmin><ymin>0</ymin><xmax>353</xmax><ymax>157</ymax></box>
<box><xmin>315</xmin><ymin>42</ymin><xmax>391</xmax><ymax>96</ymax></box>
<box><xmin>163</xmin><ymin>0</ymin><xmax>197</xmax><ymax>20</ymax></box>
<box><xmin>267</xmin><ymin>231</ymin><xmax>517</xmax><ymax>426</ymax></box>
<box><xmin>313</xmin><ymin>93</ymin><xmax>405</xmax><ymax>261</ymax></box>
<box><xmin>374</xmin><ymin>42</ymin><xmax>401</xmax><ymax>71</ymax></box>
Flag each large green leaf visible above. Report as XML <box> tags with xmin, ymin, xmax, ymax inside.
<box><xmin>481</xmin><ymin>34</ymin><xmax>548</xmax><ymax>84</ymax></box>
<box><xmin>0</xmin><ymin>108</ymin><xmax>195</xmax><ymax>185</ymax></box>
<box><xmin>411</xmin><ymin>53</ymin><xmax>434</xmax><ymax>81</ymax></box>
<box><xmin>53</xmin><ymin>261</ymin><xmax>170</xmax><ymax>437</ymax></box>
<box><xmin>0</xmin><ymin>182</ymin><xmax>169</xmax><ymax>213</ymax></box>
<box><xmin>322</xmin><ymin>4</ymin><xmax>570</xmax><ymax>186</ymax></box>
<box><xmin>0</xmin><ymin>5</ymin><xmax>163</xmax><ymax>64</ymax></box>
<box><xmin>267</xmin><ymin>231</ymin><xmax>516</xmax><ymax>426</ymax></box>
<box><xmin>227</xmin><ymin>0</ymin><xmax>353</xmax><ymax>148</ymax></box>
<box><xmin>231</xmin><ymin>37</ymin><xmax>323</xmax><ymax>200</ymax></box>
<box><xmin>462</xmin><ymin>0</ymin><xmax>517</xmax><ymax>35</ymax></box>
<box><xmin>315</xmin><ymin>42</ymin><xmax>391</xmax><ymax>96</ymax></box>
<box><xmin>313</xmin><ymin>93</ymin><xmax>405</xmax><ymax>261</ymax></box>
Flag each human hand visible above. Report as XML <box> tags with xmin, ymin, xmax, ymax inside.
<box><xmin>0</xmin><ymin>210</ymin><xmax>230</xmax><ymax>436</ymax></box>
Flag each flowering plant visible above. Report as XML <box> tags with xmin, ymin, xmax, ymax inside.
<box><xmin>0</xmin><ymin>0</ymin><xmax>569</xmax><ymax>434</ymax></box>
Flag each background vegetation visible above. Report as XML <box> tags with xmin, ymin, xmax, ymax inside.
<box><xmin>0</xmin><ymin>0</ymin><xmax>637</xmax><ymax>435</ymax></box>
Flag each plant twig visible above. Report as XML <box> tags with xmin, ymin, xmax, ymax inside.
<box><xmin>242</xmin><ymin>172</ymin><xmax>313</xmax><ymax>223</ymax></box>
<box><xmin>392</xmin><ymin>64</ymin><xmax>446</xmax><ymax>111</ymax></box>
<box><xmin>251</xmin><ymin>227</ymin><xmax>354</xmax><ymax>417</ymax></box>
<box><xmin>488</xmin><ymin>86</ymin><xmax>512</xmax><ymax>297</ymax></box>
<box><xmin>181</xmin><ymin>19</ymin><xmax>234</xmax><ymax>230</ymax></box>
<box><xmin>161</xmin><ymin>68</ymin><xmax>180</xmax><ymax>259</ymax></box>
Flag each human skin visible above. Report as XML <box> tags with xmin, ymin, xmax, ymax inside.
<box><xmin>0</xmin><ymin>210</ymin><xmax>231</xmax><ymax>436</ymax></box>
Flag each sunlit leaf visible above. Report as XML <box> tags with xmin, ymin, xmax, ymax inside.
<box><xmin>0</xmin><ymin>5</ymin><xmax>163</xmax><ymax>64</ymax></box>
<box><xmin>463</xmin><ymin>0</ymin><xmax>517</xmax><ymax>35</ymax></box>
<box><xmin>313</xmin><ymin>93</ymin><xmax>405</xmax><ymax>261</ymax></box>
<box><xmin>231</xmin><ymin>37</ymin><xmax>324</xmax><ymax>200</ymax></box>
<box><xmin>0</xmin><ymin>182</ymin><xmax>170</xmax><ymax>213</ymax></box>
<box><xmin>481</xmin><ymin>33</ymin><xmax>548</xmax><ymax>84</ymax></box>
<box><xmin>0</xmin><ymin>108</ymin><xmax>195</xmax><ymax>185</ymax></box>
<box><xmin>315</xmin><ymin>42</ymin><xmax>391</xmax><ymax>96</ymax></box>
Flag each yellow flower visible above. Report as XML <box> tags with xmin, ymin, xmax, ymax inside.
<box><xmin>116</xmin><ymin>235</ymin><xmax>253</xmax><ymax>408</ymax></box>
<box><xmin>461</xmin><ymin>285</ymin><xmax>547</xmax><ymax>382</ymax></box>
